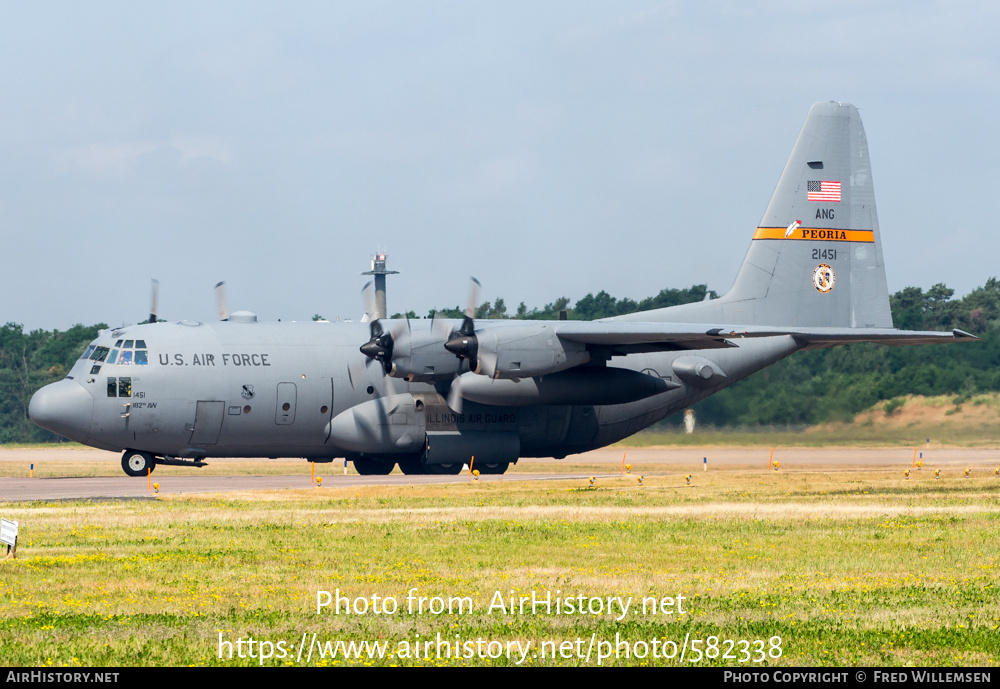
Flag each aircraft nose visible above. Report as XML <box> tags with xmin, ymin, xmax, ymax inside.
<box><xmin>29</xmin><ymin>379</ymin><xmax>94</xmax><ymax>442</ymax></box>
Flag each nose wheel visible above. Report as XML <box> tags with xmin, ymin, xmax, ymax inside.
<box><xmin>122</xmin><ymin>450</ymin><xmax>156</xmax><ymax>477</ymax></box>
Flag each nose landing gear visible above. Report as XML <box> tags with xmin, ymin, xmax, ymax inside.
<box><xmin>122</xmin><ymin>450</ymin><xmax>156</xmax><ymax>477</ymax></box>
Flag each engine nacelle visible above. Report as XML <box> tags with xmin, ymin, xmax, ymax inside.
<box><xmin>475</xmin><ymin>324</ymin><xmax>589</xmax><ymax>379</ymax></box>
<box><xmin>388</xmin><ymin>332</ymin><xmax>464</xmax><ymax>382</ymax></box>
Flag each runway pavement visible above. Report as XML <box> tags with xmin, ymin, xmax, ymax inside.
<box><xmin>2</xmin><ymin>445</ymin><xmax>997</xmax><ymax>501</ymax></box>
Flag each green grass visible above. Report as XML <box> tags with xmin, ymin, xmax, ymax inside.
<box><xmin>619</xmin><ymin>426</ymin><xmax>1000</xmax><ymax>448</ymax></box>
<box><xmin>1</xmin><ymin>464</ymin><xmax>998</xmax><ymax>667</ymax></box>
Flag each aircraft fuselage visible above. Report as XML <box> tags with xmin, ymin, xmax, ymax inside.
<box><xmin>30</xmin><ymin>318</ymin><xmax>800</xmax><ymax>466</ymax></box>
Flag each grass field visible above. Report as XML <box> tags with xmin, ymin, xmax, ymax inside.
<box><xmin>629</xmin><ymin>393</ymin><xmax>1000</xmax><ymax>448</ymax></box>
<box><xmin>1</xmin><ymin>457</ymin><xmax>998</xmax><ymax>667</ymax></box>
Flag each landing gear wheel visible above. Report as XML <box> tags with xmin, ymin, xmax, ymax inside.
<box><xmin>397</xmin><ymin>457</ymin><xmax>426</xmax><ymax>475</ymax></box>
<box><xmin>478</xmin><ymin>462</ymin><xmax>510</xmax><ymax>475</ymax></box>
<box><xmin>122</xmin><ymin>450</ymin><xmax>155</xmax><ymax>477</ymax></box>
<box><xmin>426</xmin><ymin>463</ymin><xmax>462</xmax><ymax>475</ymax></box>
<box><xmin>353</xmin><ymin>458</ymin><xmax>395</xmax><ymax>475</ymax></box>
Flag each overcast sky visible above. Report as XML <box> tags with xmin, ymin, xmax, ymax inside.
<box><xmin>2</xmin><ymin>1</ymin><xmax>998</xmax><ymax>330</ymax></box>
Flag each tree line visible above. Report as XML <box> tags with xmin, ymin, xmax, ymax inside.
<box><xmin>3</xmin><ymin>280</ymin><xmax>998</xmax><ymax>442</ymax></box>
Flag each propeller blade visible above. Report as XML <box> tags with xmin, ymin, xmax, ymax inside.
<box><xmin>446</xmin><ymin>377</ymin><xmax>463</xmax><ymax>414</ymax></box>
<box><xmin>354</xmin><ymin>408</ymin><xmax>379</xmax><ymax>442</ymax></box>
<box><xmin>149</xmin><ymin>279</ymin><xmax>160</xmax><ymax>324</ymax></box>
<box><xmin>348</xmin><ymin>357</ymin><xmax>369</xmax><ymax>391</ymax></box>
<box><xmin>215</xmin><ymin>281</ymin><xmax>229</xmax><ymax>321</ymax></box>
<box><xmin>430</xmin><ymin>311</ymin><xmax>452</xmax><ymax>339</ymax></box>
<box><xmin>478</xmin><ymin>350</ymin><xmax>498</xmax><ymax>378</ymax></box>
<box><xmin>382</xmin><ymin>375</ymin><xmax>400</xmax><ymax>415</ymax></box>
<box><xmin>361</xmin><ymin>281</ymin><xmax>377</xmax><ymax>323</ymax></box>
<box><xmin>465</xmin><ymin>276</ymin><xmax>482</xmax><ymax>320</ymax></box>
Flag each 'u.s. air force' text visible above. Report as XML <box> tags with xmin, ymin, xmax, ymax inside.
<box><xmin>158</xmin><ymin>353</ymin><xmax>271</xmax><ymax>366</ymax></box>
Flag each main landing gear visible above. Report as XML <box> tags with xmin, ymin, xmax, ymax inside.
<box><xmin>350</xmin><ymin>456</ymin><xmax>511</xmax><ymax>475</ymax></box>
<box><xmin>352</xmin><ymin>457</ymin><xmax>396</xmax><ymax>475</ymax></box>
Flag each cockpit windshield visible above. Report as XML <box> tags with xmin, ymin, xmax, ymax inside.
<box><xmin>108</xmin><ymin>341</ymin><xmax>148</xmax><ymax>366</ymax></box>
<box><xmin>82</xmin><ymin>340</ymin><xmax>150</xmax><ymax>366</ymax></box>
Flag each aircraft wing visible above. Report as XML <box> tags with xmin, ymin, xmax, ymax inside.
<box><xmin>554</xmin><ymin>322</ymin><xmax>977</xmax><ymax>354</ymax></box>
<box><xmin>554</xmin><ymin>322</ymin><xmax>739</xmax><ymax>353</ymax></box>
<box><xmin>704</xmin><ymin>326</ymin><xmax>980</xmax><ymax>347</ymax></box>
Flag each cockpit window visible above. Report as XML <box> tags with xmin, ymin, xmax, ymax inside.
<box><xmin>102</xmin><ymin>341</ymin><xmax>151</xmax><ymax>366</ymax></box>
<box><xmin>82</xmin><ymin>345</ymin><xmax>96</xmax><ymax>360</ymax></box>
<box><xmin>108</xmin><ymin>376</ymin><xmax>133</xmax><ymax>397</ymax></box>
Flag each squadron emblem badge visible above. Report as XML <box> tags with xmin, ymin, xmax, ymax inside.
<box><xmin>812</xmin><ymin>264</ymin><xmax>836</xmax><ymax>293</ymax></box>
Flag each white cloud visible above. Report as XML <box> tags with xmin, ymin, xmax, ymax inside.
<box><xmin>170</xmin><ymin>136</ymin><xmax>235</xmax><ymax>166</ymax></box>
<box><xmin>56</xmin><ymin>136</ymin><xmax>234</xmax><ymax>177</ymax></box>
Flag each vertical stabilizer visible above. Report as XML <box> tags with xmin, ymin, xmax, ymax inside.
<box><xmin>719</xmin><ymin>101</ymin><xmax>891</xmax><ymax>327</ymax></box>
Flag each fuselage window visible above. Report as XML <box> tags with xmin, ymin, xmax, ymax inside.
<box><xmin>118</xmin><ymin>377</ymin><xmax>132</xmax><ymax>398</ymax></box>
<box><xmin>90</xmin><ymin>365</ymin><xmax>101</xmax><ymax>375</ymax></box>
<box><xmin>135</xmin><ymin>350</ymin><xmax>148</xmax><ymax>365</ymax></box>
<box><xmin>107</xmin><ymin>377</ymin><xmax>117</xmax><ymax>397</ymax></box>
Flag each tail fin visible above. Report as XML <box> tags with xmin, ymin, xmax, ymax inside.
<box><xmin>718</xmin><ymin>101</ymin><xmax>891</xmax><ymax>327</ymax></box>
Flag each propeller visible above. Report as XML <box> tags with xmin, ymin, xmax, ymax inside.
<box><xmin>356</xmin><ymin>281</ymin><xmax>406</xmax><ymax>410</ymax></box>
<box><xmin>440</xmin><ymin>277</ymin><xmax>486</xmax><ymax>412</ymax></box>
<box><xmin>360</xmin><ymin>319</ymin><xmax>395</xmax><ymax>375</ymax></box>
<box><xmin>443</xmin><ymin>277</ymin><xmax>481</xmax><ymax>372</ymax></box>
<box><xmin>215</xmin><ymin>281</ymin><xmax>229</xmax><ymax>322</ymax></box>
<box><xmin>149</xmin><ymin>279</ymin><xmax>160</xmax><ymax>324</ymax></box>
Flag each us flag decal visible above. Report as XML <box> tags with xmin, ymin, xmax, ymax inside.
<box><xmin>807</xmin><ymin>180</ymin><xmax>841</xmax><ymax>202</ymax></box>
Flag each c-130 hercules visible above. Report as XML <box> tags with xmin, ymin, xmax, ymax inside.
<box><xmin>30</xmin><ymin>102</ymin><xmax>975</xmax><ymax>477</ymax></box>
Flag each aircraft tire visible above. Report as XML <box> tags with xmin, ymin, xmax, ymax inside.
<box><xmin>122</xmin><ymin>450</ymin><xmax>155</xmax><ymax>477</ymax></box>
<box><xmin>396</xmin><ymin>457</ymin><xmax>426</xmax><ymax>475</ymax></box>
<box><xmin>353</xmin><ymin>458</ymin><xmax>395</xmax><ymax>475</ymax></box>
<box><xmin>426</xmin><ymin>463</ymin><xmax>463</xmax><ymax>475</ymax></box>
<box><xmin>478</xmin><ymin>462</ymin><xmax>509</xmax><ymax>475</ymax></box>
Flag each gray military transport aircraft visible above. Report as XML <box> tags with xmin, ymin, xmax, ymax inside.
<box><xmin>29</xmin><ymin>102</ymin><xmax>976</xmax><ymax>477</ymax></box>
